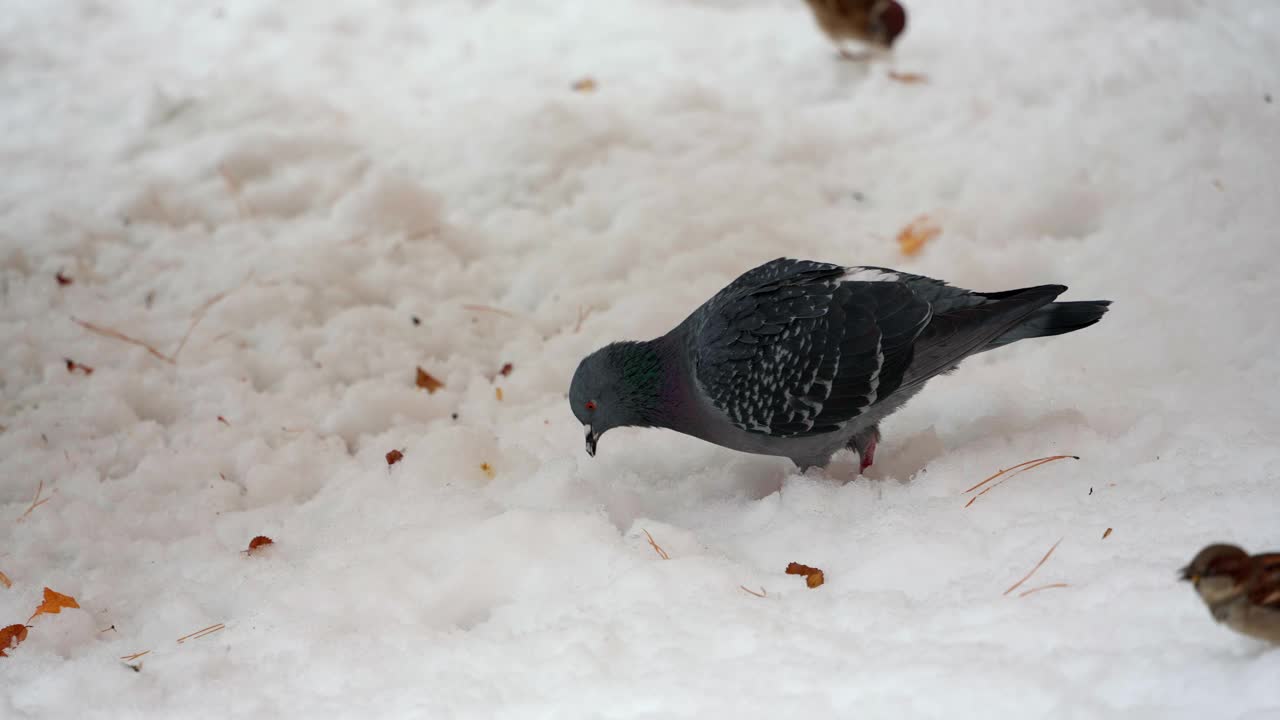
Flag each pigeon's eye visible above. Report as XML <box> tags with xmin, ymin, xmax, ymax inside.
<box><xmin>585</xmin><ymin>401</ymin><xmax>597</xmax><ymax>412</ymax></box>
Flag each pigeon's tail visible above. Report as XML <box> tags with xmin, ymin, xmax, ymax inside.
<box><xmin>983</xmin><ymin>299</ymin><xmax>1111</xmax><ymax>350</ymax></box>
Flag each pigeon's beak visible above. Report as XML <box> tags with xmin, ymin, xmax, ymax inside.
<box><xmin>1179</xmin><ymin>565</ymin><xmax>1197</xmax><ymax>584</ymax></box>
<box><xmin>584</xmin><ymin>425</ymin><xmax>599</xmax><ymax>457</ymax></box>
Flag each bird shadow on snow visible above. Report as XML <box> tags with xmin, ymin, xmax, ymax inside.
<box><xmin>944</xmin><ymin>407</ymin><xmax>1092</xmax><ymax>456</ymax></box>
<box><xmin>594</xmin><ymin>407</ymin><xmax>1092</xmax><ymax>532</ymax></box>
<box><xmin>857</xmin><ymin>426</ymin><xmax>947</xmax><ymax>483</ymax></box>
<box><xmin>815</xmin><ymin>406</ymin><xmax>1093</xmax><ymax>485</ymax></box>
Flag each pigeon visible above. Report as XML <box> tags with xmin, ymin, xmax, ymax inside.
<box><xmin>1181</xmin><ymin>544</ymin><xmax>1280</xmax><ymax>645</ymax></box>
<box><xmin>802</xmin><ymin>0</ymin><xmax>908</xmax><ymax>60</ymax></box>
<box><xmin>569</xmin><ymin>258</ymin><xmax>1110</xmax><ymax>471</ymax></box>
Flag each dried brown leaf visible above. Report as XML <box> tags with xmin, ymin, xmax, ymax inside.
<box><xmin>0</xmin><ymin>624</ymin><xmax>28</xmax><ymax>657</ymax></box>
<box><xmin>499</xmin><ymin>363</ymin><xmax>513</xmax><ymax>377</ymax></box>
<box><xmin>1102</xmin><ymin>527</ymin><xmax>1113</xmax><ymax>540</ymax></box>
<box><xmin>415</xmin><ymin>367</ymin><xmax>444</xmax><ymax>393</ymax></box>
<box><xmin>896</xmin><ymin>215</ymin><xmax>941</xmax><ymax>256</ymax></box>
<box><xmin>0</xmin><ymin>571</ymin><xmax>10</xmax><ymax>589</ymax></box>
<box><xmin>246</xmin><ymin>536</ymin><xmax>274</xmax><ymax>554</ymax></box>
<box><xmin>64</xmin><ymin>358</ymin><xmax>94</xmax><ymax>375</ymax></box>
<box><xmin>571</xmin><ymin>77</ymin><xmax>598</xmax><ymax>93</ymax></box>
<box><xmin>28</xmin><ymin>587</ymin><xmax>80</xmax><ymax>622</ymax></box>
<box><xmin>785</xmin><ymin>562</ymin><xmax>826</xmax><ymax>588</ymax></box>
<box><xmin>386</xmin><ymin>449</ymin><xmax>404</xmax><ymax>466</ymax></box>
<box><xmin>55</xmin><ymin>271</ymin><xmax>73</xmax><ymax>286</ymax></box>
<box><xmin>480</xmin><ymin>462</ymin><xmax>495</xmax><ymax>479</ymax></box>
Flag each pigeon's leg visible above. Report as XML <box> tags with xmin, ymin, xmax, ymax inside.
<box><xmin>850</xmin><ymin>426</ymin><xmax>881</xmax><ymax>473</ymax></box>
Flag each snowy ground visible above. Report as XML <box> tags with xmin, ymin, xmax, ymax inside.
<box><xmin>2</xmin><ymin>0</ymin><xmax>1279</xmax><ymax>717</ymax></box>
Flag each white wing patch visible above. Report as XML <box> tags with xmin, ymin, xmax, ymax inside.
<box><xmin>841</xmin><ymin>267</ymin><xmax>899</xmax><ymax>283</ymax></box>
<box><xmin>863</xmin><ymin>337</ymin><xmax>883</xmax><ymax>412</ymax></box>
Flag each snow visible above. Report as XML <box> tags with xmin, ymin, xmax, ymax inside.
<box><xmin>2</xmin><ymin>0</ymin><xmax>1279</xmax><ymax>717</ymax></box>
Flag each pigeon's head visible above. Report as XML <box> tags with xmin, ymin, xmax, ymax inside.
<box><xmin>1180</xmin><ymin>544</ymin><xmax>1251</xmax><ymax>604</ymax></box>
<box><xmin>869</xmin><ymin>0</ymin><xmax>908</xmax><ymax>48</ymax></box>
<box><xmin>569</xmin><ymin>341</ymin><xmax>664</xmax><ymax>457</ymax></box>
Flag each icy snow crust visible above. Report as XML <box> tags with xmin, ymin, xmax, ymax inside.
<box><xmin>2</xmin><ymin>0</ymin><xmax>1279</xmax><ymax>718</ymax></box>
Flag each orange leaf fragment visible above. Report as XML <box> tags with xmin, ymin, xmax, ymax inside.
<box><xmin>0</xmin><ymin>624</ymin><xmax>29</xmax><ymax>657</ymax></box>
<box><xmin>246</xmin><ymin>536</ymin><xmax>274</xmax><ymax>554</ymax></box>
<box><xmin>896</xmin><ymin>215</ymin><xmax>941</xmax><ymax>256</ymax></box>
<box><xmin>887</xmin><ymin>70</ymin><xmax>929</xmax><ymax>84</ymax></box>
<box><xmin>415</xmin><ymin>367</ymin><xmax>444</xmax><ymax>393</ymax></box>
<box><xmin>495</xmin><ymin>387</ymin><xmax>504</xmax><ymax>401</ymax></box>
<box><xmin>28</xmin><ymin>587</ymin><xmax>80</xmax><ymax>622</ymax></box>
<box><xmin>571</xmin><ymin>77</ymin><xmax>598</xmax><ymax>93</ymax></box>
<box><xmin>386</xmin><ymin>449</ymin><xmax>404</xmax><ymax>466</ymax></box>
<box><xmin>480</xmin><ymin>462</ymin><xmax>495</xmax><ymax>479</ymax></box>
<box><xmin>0</xmin><ymin>571</ymin><xmax>10</xmax><ymax>589</ymax></box>
<box><xmin>785</xmin><ymin>562</ymin><xmax>826</xmax><ymax>588</ymax></box>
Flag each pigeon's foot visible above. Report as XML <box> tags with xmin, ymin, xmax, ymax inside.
<box><xmin>859</xmin><ymin>436</ymin><xmax>877</xmax><ymax>473</ymax></box>
<box><xmin>850</xmin><ymin>425</ymin><xmax>881</xmax><ymax>475</ymax></box>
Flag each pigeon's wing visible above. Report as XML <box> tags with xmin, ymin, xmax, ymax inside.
<box><xmin>862</xmin><ymin>266</ymin><xmax>1108</xmax><ymax>352</ymax></box>
<box><xmin>895</xmin><ymin>284</ymin><xmax>1066</xmax><ymax>392</ymax></box>
<box><xmin>692</xmin><ymin>259</ymin><xmax>931</xmax><ymax>437</ymax></box>
<box><xmin>854</xmin><ymin>266</ymin><xmax>991</xmax><ymax>313</ymax></box>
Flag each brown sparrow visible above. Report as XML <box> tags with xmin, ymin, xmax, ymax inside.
<box><xmin>1180</xmin><ymin>544</ymin><xmax>1280</xmax><ymax>645</ymax></box>
<box><xmin>802</xmin><ymin>0</ymin><xmax>908</xmax><ymax>60</ymax></box>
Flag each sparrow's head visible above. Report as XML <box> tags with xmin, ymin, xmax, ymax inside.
<box><xmin>569</xmin><ymin>341</ymin><xmax>665</xmax><ymax>458</ymax></box>
<box><xmin>1181</xmin><ymin>544</ymin><xmax>1252</xmax><ymax>605</ymax></box>
<box><xmin>870</xmin><ymin>0</ymin><xmax>908</xmax><ymax>48</ymax></box>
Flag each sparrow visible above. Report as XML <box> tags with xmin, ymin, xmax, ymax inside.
<box><xmin>1180</xmin><ymin>544</ymin><xmax>1280</xmax><ymax>645</ymax></box>
<box><xmin>802</xmin><ymin>0</ymin><xmax>908</xmax><ymax>60</ymax></box>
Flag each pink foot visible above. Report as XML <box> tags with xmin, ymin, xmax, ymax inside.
<box><xmin>859</xmin><ymin>437</ymin><xmax>877</xmax><ymax>473</ymax></box>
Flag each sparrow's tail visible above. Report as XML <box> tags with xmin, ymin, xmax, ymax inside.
<box><xmin>983</xmin><ymin>299</ymin><xmax>1112</xmax><ymax>350</ymax></box>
